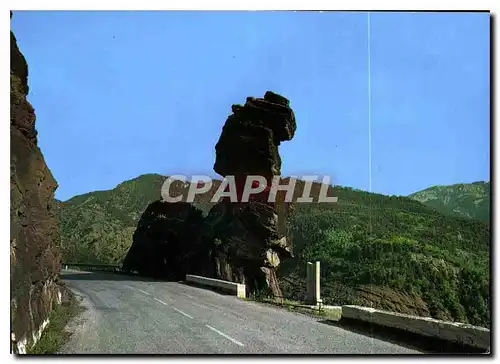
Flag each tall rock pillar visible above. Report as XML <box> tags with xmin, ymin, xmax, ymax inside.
<box><xmin>206</xmin><ymin>91</ymin><xmax>297</xmax><ymax>300</ymax></box>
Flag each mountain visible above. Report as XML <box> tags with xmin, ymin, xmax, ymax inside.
<box><xmin>409</xmin><ymin>181</ymin><xmax>490</xmax><ymax>221</ymax></box>
<box><xmin>57</xmin><ymin>174</ymin><xmax>490</xmax><ymax>327</ymax></box>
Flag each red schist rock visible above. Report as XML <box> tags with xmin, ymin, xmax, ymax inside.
<box><xmin>122</xmin><ymin>201</ymin><xmax>211</xmax><ymax>280</ymax></box>
<box><xmin>123</xmin><ymin>93</ymin><xmax>296</xmax><ymax>301</ymax></box>
<box><xmin>208</xmin><ymin>91</ymin><xmax>296</xmax><ymax>300</ymax></box>
<box><xmin>11</xmin><ymin>19</ymin><xmax>61</xmax><ymax>353</ymax></box>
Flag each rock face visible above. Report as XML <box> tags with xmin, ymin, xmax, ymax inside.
<box><xmin>122</xmin><ymin>201</ymin><xmax>211</xmax><ymax>280</ymax></box>
<box><xmin>11</xmin><ymin>18</ymin><xmax>62</xmax><ymax>353</ymax></box>
<box><xmin>208</xmin><ymin>91</ymin><xmax>296</xmax><ymax>299</ymax></box>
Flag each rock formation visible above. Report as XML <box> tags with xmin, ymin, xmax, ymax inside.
<box><xmin>122</xmin><ymin>92</ymin><xmax>296</xmax><ymax>300</ymax></box>
<box><xmin>207</xmin><ymin>91</ymin><xmax>296</xmax><ymax>300</ymax></box>
<box><xmin>122</xmin><ymin>201</ymin><xmax>211</xmax><ymax>279</ymax></box>
<box><xmin>11</xmin><ymin>14</ymin><xmax>62</xmax><ymax>353</ymax></box>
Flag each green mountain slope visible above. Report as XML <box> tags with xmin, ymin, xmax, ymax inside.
<box><xmin>409</xmin><ymin>181</ymin><xmax>490</xmax><ymax>221</ymax></box>
<box><xmin>57</xmin><ymin>173</ymin><xmax>221</xmax><ymax>265</ymax></box>
<box><xmin>281</xmin><ymin>181</ymin><xmax>490</xmax><ymax>327</ymax></box>
<box><xmin>57</xmin><ymin>173</ymin><xmax>167</xmax><ymax>264</ymax></box>
<box><xmin>57</xmin><ymin>175</ymin><xmax>490</xmax><ymax>327</ymax></box>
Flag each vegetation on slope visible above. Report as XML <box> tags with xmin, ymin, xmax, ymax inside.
<box><xmin>409</xmin><ymin>181</ymin><xmax>490</xmax><ymax>221</ymax></box>
<box><xmin>58</xmin><ymin>175</ymin><xmax>491</xmax><ymax>327</ymax></box>
<box><xmin>57</xmin><ymin>174</ymin><xmax>167</xmax><ymax>264</ymax></box>
<box><xmin>57</xmin><ymin>174</ymin><xmax>220</xmax><ymax>265</ymax></box>
<box><xmin>279</xmin><ymin>183</ymin><xmax>490</xmax><ymax>327</ymax></box>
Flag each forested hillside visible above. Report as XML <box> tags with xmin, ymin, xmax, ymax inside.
<box><xmin>409</xmin><ymin>181</ymin><xmax>490</xmax><ymax>221</ymax></box>
<box><xmin>57</xmin><ymin>174</ymin><xmax>166</xmax><ymax>264</ymax></box>
<box><xmin>58</xmin><ymin>174</ymin><xmax>490</xmax><ymax>327</ymax></box>
<box><xmin>57</xmin><ymin>174</ymin><xmax>220</xmax><ymax>264</ymax></box>
<box><xmin>280</xmin><ymin>182</ymin><xmax>490</xmax><ymax>328</ymax></box>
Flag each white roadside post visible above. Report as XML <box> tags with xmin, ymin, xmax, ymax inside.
<box><xmin>315</xmin><ymin>261</ymin><xmax>322</xmax><ymax>310</ymax></box>
<box><xmin>306</xmin><ymin>261</ymin><xmax>322</xmax><ymax>308</ymax></box>
<box><xmin>306</xmin><ymin>261</ymin><xmax>322</xmax><ymax>310</ymax></box>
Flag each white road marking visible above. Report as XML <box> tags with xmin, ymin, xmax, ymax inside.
<box><xmin>188</xmin><ymin>301</ymin><xmax>206</xmax><ymax>309</ymax></box>
<box><xmin>205</xmin><ymin>325</ymin><xmax>245</xmax><ymax>347</ymax></box>
<box><xmin>154</xmin><ymin>297</ymin><xmax>168</xmax><ymax>306</ymax></box>
<box><xmin>126</xmin><ymin>285</ymin><xmax>152</xmax><ymax>297</ymax></box>
<box><xmin>172</xmin><ymin>307</ymin><xmax>194</xmax><ymax>319</ymax></box>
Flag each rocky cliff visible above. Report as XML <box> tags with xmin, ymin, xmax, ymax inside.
<box><xmin>11</xmin><ymin>17</ymin><xmax>62</xmax><ymax>353</ymax></box>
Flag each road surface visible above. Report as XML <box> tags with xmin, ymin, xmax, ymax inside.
<box><xmin>59</xmin><ymin>270</ymin><xmax>421</xmax><ymax>354</ymax></box>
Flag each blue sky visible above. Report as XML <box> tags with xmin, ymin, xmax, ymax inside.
<box><xmin>11</xmin><ymin>11</ymin><xmax>490</xmax><ymax>201</ymax></box>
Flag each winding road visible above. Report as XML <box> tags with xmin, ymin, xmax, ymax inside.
<box><xmin>59</xmin><ymin>270</ymin><xmax>421</xmax><ymax>354</ymax></box>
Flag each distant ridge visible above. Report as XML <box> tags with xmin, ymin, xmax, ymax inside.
<box><xmin>409</xmin><ymin>181</ymin><xmax>490</xmax><ymax>221</ymax></box>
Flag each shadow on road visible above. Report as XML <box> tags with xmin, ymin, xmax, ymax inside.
<box><xmin>60</xmin><ymin>271</ymin><xmax>178</xmax><ymax>283</ymax></box>
<box><xmin>318</xmin><ymin>318</ymin><xmax>487</xmax><ymax>355</ymax></box>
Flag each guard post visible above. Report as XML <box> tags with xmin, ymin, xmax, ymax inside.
<box><xmin>306</xmin><ymin>261</ymin><xmax>322</xmax><ymax>308</ymax></box>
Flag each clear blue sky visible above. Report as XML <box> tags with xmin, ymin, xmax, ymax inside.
<box><xmin>11</xmin><ymin>11</ymin><xmax>490</xmax><ymax>201</ymax></box>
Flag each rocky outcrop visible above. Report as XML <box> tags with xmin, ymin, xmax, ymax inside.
<box><xmin>204</xmin><ymin>200</ymin><xmax>294</xmax><ymax>298</ymax></box>
<box><xmin>208</xmin><ymin>91</ymin><xmax>296</xmax><ymax>300</ymax></box>
<box><xmin>122</xmin><ymin>201</ymin><xmax>210</xmax><ymax>280</ymax></box>
<box><xmin>11</xmin><ymin>17</ymin><xmax>62</xmax><ymax>353</ymax></box>
<box><xmin>123</xmin><ymin>92</ymin><xmax>296</xmax><ymax>300</ymax></box>
<box><xmin>214</xmin><ymin>92</ymin><xmax>296</xmax><ymax>185</ymax></box>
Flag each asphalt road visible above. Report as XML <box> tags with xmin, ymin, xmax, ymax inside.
<box><xmin>59</xmin><ymin>270</ymin><xmax>421</xmax><ymax>354</ymax></box>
